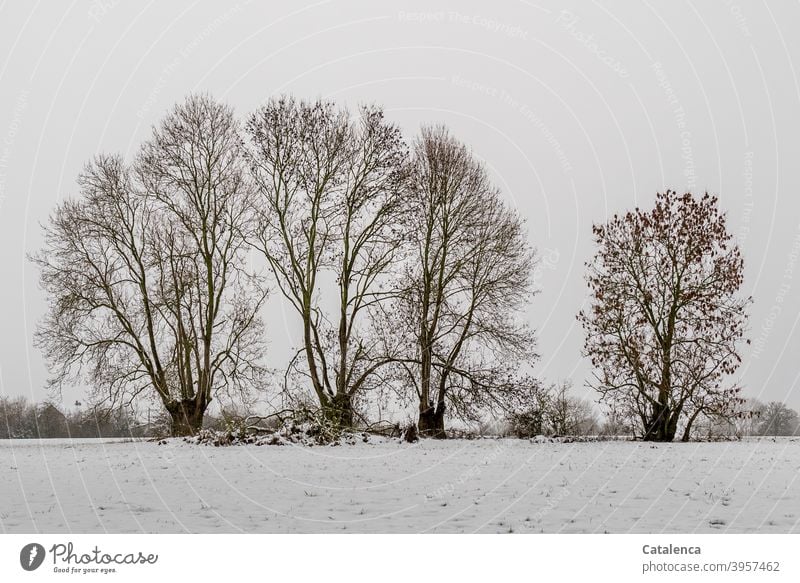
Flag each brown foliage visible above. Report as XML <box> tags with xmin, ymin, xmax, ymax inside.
<box><xmin>578</xmin><ymin>191</ymin><xmax>751</xmax><ymax>441</ymax></box>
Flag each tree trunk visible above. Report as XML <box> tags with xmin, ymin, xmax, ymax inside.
<box><xmin>166</xmin><ymin>399</ymin><xmax>207</xmax><ymax>437</ymax></box>
<box><xmin>302</xmin><ymin>310</ymin><xmax>327</xmax><ymax>406</ymax></box>
<box><xmin>418</xmin><ymin>402</ymin><xmax>446</xmax><ymax>438</ymax></box>
<box><xmin>324</xmin><ymin>393</ymin><xmax>354</xmax><ymax>428</ymax></box>
<box><xmin>643</xmin><ymin>355</ymin><xmax>677</xmax><ymax>442</ymax></box>
<box><xmin>666</xmin><ymin>412</ymin><xmax>679</xmax><ymax>441</ymax></box>
<box><xmin>680</xmin><ymin>408</ymin><xmax>703</xmax><ymax>442</ymax></box>
<box><xmin>643</xmin><ymin>403</ymin><xmax>676</xmax><ymax>441</ymax></box>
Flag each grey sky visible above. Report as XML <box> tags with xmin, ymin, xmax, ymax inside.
<box><xmin>1</xmin><ymin>0</ymin><xmax>799</xmax><ymax>412</ymax></box>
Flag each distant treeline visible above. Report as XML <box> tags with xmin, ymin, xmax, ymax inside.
<box><xmin>0</xmin><ymin>396</ymin><xmax>264</xmax><ymax>439</ymax></box>
<box><xmin>0</xmin><ymin>396</ymin><xmax>147</xmax><ymax>439</ymax></box>
<box><xmin>1</xmin><ymin>394</ymin><xmax>797</xmax><ymax>440</ymax></box>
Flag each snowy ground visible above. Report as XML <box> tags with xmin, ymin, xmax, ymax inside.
<box><xmin>1</xmin><ymin>437</ymin><xmax>799</xmax><ymax>533</ymax></box>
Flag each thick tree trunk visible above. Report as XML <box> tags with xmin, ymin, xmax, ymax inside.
<box><xmin>166</xmin><ymin>399</ymin><xmax>207</xmax><ymax>436</ymax></box>
<box><xmin>643</xmin><ymin>354</ymin><xmax>678</xmax><ymax>441</ymax></box>
<box><xmin>643</xmin><ymin>405</ymin><xmax>678</xmax><ymax>442</ymax></box>
<box><xmin>324</xmin><ymin>393</ymin><xmax>354</xmax><ymax>428</ymax></box>
<box><xmin>418</xmin><ymin>402</ymin><xmax>446</xmax><ymax>438</ymax></box>
<box><xmin>666</xmin><ymin>413</ymin><xmax>679</xmax><ymax>442</ymax></box>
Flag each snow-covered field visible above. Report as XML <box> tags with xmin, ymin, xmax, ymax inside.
<box><xmin>1</xmin><ymin>437</ymin><xmax>798</xmax><ymax>533</ymax></box>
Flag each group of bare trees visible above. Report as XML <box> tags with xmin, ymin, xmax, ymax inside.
<box><xmin>727</xmin><ymin>399</ymin><xmax>799</xmax><ymax>437</ymax></box>
<box><xmin>34</xmin><ymin>94</ymin><xmax>538</xmax><ymax>437</ymax></box>
<box><xmin>507</xmin><ymin>382</ymin><xmax>599</xmax><ymax>437</ymax></box>
<box><xmin>33</xmin><ymin>92</ymin><xmax>762</xmax><ymax>442</ymax></box>
<box><xmin>0</xmin><ymin>396</ymin><xmax>144</xmax><ymax>439</ymax></box>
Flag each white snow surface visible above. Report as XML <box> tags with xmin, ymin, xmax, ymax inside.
<box><xmin>1</xmin><ymin>437</ymin><xmax>799</xmax><ymax>533</ymax></box>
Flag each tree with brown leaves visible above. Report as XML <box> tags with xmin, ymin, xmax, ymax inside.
<box><xmin>578</xmin><ymin>190</ymin><xmax>751</xmax><ymax>441</ymax></box>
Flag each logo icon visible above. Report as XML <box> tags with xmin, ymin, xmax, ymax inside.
<box><xmin>20</xmin><ymin>543</ymin><xmax>46</xmax><ymax>571</ymax></box>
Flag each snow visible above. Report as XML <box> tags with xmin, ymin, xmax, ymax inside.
<box><xmin>1</xmin><ymin>437</ymin><xmax>799</xmax><ymax>533</ymax></box>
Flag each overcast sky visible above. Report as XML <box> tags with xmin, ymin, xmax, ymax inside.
<box><xmin>1</xmin><ymin>0</ymin><xmax>799</xmax><ymax>412</ymax></box>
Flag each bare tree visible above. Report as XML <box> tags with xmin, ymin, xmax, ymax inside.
<box><xmin>507</xmin><ymin>381</ymin><xmax>598</xmax><ymax>437</ymax></box>
<box><xmin>546</xmin><ymin>382</ymin><xmax>598</xmax><ymax>436</ymax></box>
<box><xmin>245</xmin><ymin>97</ymin><xmax>407</xmax><ymax>425</ymax></box>
<box><xmin>578</xmin><ymin>191</ymin><xmax>751</xmax><ymax>442</ymax></box>
<box><xmin>756</xmin><ymin>401</ymin><xmax>799</xmax><ymax>436</ymax></box>
<box><xmin>33</xmin><ymin>95</ymin><xmax>266</xmax><ymax>436</ymax></box>
<box><xmin>395</xmin><ymin>126</ymin><xmax>538</xmax><ymax>437</ymax></box>
<box><xmin>726</xmin><ymin>398</ymin><xmax>766</xmax><ymax>437</ymax></box>
<box><xmin>0</xmin><ymin>396</ymin><xmax>37</xmax><ymax>438</ymax></box>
